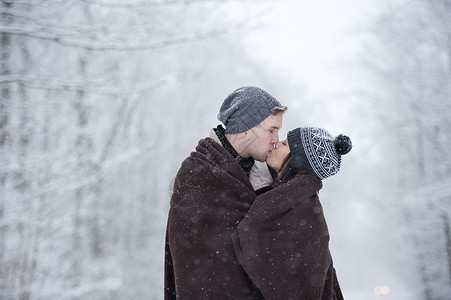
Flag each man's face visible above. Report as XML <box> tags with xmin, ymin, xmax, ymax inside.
<box><xmin>244</xmin><ymin>113</ymin><xmax>283</xmax><ymax>162</ymax></box>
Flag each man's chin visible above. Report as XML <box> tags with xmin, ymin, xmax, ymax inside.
<box><xmin>255</xmin><ymin>155</ymin><xmax>269</xmax><ymax>163</ymax></box>
<box><xmin>252</xmin><ymin>151</ymin><xmax>272</xmax><ymax>163</ymax></box>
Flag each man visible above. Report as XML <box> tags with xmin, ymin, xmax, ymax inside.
<box><xmin>165</xmin><ymin>86</ymin><xmax>287</xmax><ymax>299</ymax></box>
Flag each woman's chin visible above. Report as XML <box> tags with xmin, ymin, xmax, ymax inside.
<box><xmin>266</xmin><ymin>161</ymin><xmax>278</xmax><ymax>172</ymax></box>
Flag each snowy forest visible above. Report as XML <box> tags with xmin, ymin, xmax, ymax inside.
<box><xmin>1</xmin><ymin>0</ymin><xmax>450</xmax><ymax>299</ymax></box>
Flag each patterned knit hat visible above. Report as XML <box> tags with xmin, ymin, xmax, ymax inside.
<box><xmin>218</xmin><ymin>86</ymin><xmax>287</xmax><ymax>134</ymax></box>
<box><xmin>287</xmin><ymin>127</ymin><xmax>352</xmax><ymax>179</ymax></box>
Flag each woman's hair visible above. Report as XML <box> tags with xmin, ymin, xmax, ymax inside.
<box><xmin>270</xmin><ymin>153</ymin><xmax>310</xmax><ymax>188</ymax></box>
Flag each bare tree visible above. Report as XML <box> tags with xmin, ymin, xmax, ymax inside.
<box><xmin>0</xmin><ymin>0</ymin><xmax>12</xmax><ymax>294</ymax></box>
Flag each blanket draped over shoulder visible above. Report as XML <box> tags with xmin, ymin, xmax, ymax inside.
<box><xmin>165</xmin><ymin>138</ymin><xmax>263</xmax><ymax>299</ymax></box>
<box><xmin>231</xmin><ymin>175</ymin><xmax>344</xmax><ymax>300</ymax></box>
<box><xmin>165</xmin><ymin>137</ymin><xmax>343</xmax><ymax>300</ymax></box>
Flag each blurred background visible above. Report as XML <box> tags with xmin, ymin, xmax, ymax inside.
<box><xmin>1</xmin><ymin>0</ymin><xmax>450</xmax><ymax>299</ymax></box>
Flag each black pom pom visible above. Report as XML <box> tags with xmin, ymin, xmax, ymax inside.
<box><xmin>334</xmin><ymin>134</ymin><xmax>352</xmax><ymax>155</ymax></box>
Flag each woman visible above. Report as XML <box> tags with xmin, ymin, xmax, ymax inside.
<box><xmin>231</xmin><ymin>127</ymin><xmax>351</xmax><ymax>300</ymax></box>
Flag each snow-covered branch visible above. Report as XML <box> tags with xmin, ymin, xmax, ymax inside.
<box><xmin>0</xmin><ymin>23</ymin><xmax>248</xmax><ymax>50</ymax></box>
<box><xmin>0</xmin><ymin>74</ymin><xmax>166</xmax><ymax>95</ymax></box>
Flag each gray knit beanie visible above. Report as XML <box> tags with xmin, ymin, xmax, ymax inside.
<box><xmin>287</xmin><ymin>127</ymin><xmax>352</xmax><ymax>179</ymax></box>
<box><xmin>218</xmin><ymin>86</ymin><xmax>287</xmax><ymax>134</ymax></box>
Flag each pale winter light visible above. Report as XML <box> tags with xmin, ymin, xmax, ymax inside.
<box><xmin>374</xmin><ymin>285</ymin><xmax>390</xmax><ymax>296</ymax></box>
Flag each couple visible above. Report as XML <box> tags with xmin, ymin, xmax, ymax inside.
<box><xmin>165</xmin><ymin>87</ymin><xmax>351</xmax><ymax>300</ymax></box>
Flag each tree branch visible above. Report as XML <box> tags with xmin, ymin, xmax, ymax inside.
<box><xmin>0</xmin><ymin>74</ymin><xmax>166</xmax><ymax>96</ymax></box>
<box><xmin>0</xmin><ymin>22</ymin><xmax>249</xmax><ymax>50</ymax></box>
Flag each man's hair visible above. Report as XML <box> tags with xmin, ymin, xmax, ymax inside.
<box><xmin>271</xmin><ymin>106</ymin><xmax>288</xmax><ymax>115</ymax></box>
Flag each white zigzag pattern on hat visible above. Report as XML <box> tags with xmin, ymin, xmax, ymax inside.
<box><xmin>303</xmin><ymin>128</ymin><xmax>339</xmax><ymax>179</ymax></box>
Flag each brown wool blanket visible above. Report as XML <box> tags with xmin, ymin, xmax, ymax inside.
<box><xmin>165</xmin><ymin>137</ymin><xmax>343</xmax><ymax>300</ymax></box>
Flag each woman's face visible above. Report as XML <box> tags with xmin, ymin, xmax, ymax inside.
<box><xmin>266</xmin><ymin>138</ymin><xmax>291</xmax><ymax>172</ymax></box>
